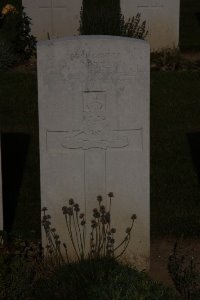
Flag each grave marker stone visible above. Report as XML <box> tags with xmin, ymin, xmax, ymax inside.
<box><xmin>37</xmin><ymin>36</ymin><xmax>150</xmax><ymax>270</ymax></box>
<box><xmin>121</xmin><ymin>0</ymin><xmax>180</xmax><ymax>49</ymax></box>
<box><xmin>23</xmin><ymin>0</ymin><xmax>82</xmax><ymax>40</ymax></box>
<box><xmin>23</xmin><ymin>0</ymin><xmax>180</xmax><ymax>49</ymax></box>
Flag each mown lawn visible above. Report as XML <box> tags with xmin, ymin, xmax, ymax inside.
<box><xmin>0</xmin><ymin>70</ymin><xmax>41</xmax><ymax>239</ymax></box>
<box><xmin>1</xmin><ymin>70</ymin><xmax>200</xmax><ymax>238</ymax></box>
<box><xmin>151</xmin><ymin>71</ymin><xmax>200</xmax><ymax>237</ymax></box>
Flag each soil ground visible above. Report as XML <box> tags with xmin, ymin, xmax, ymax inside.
<box><xmin>150</xmin><ymin>237</ymin><xmax>200</xmax><ymax>290</ymax></box>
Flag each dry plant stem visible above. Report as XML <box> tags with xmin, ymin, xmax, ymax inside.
<box><xmin>83</xmin><ymin>224</ymin><xmax>86</xmax><ymax>254</ymax></box>
<box><xmin>44</xmin><ymin>226</ymin><xmax>57</xmax><ymax>255</ymax></box>
<box><xmin>51</xmin><ymin>232</ymin><xmax>65</xmax><ymax>263</ymax></box>
<box><xmin>115</xmin><ymin>235</ymin><xmax>131</xmax><ymax>259</ymax></box>
<box><xmin>114</xmin><ymin>220</ymin><xmax>134</xmax><ymax>253</ymax></box>
<box><xmin>75</xmin><ymin>212</ymin><xmax>84</xmax><ymax>258</ymax></box>
<box><xmin>72</xmin><ymin>213</ymin><xmax>82</xmax><ymax>257</ymax></box>
<box><xmin>64</xmin><ymin>214</ymin><xmax>80</xmax><ymax>261</ymax></box>
<box><xmin>47</xmin><ymin>230</ymin><xmax>63</xmax><ymax>264</ymax></box>
<box><xmin>95</xmin><ymin>227</ymin><xmax>98</xmax><ymax>254</ymax></box>
<box><xmin>63</xmin><ymin>243</ymin><xmax>70</xmax><ymax>263</ymax></box>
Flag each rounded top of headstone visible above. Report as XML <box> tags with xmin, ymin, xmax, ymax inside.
<box><xmin>37</xmin><ymin>35</ymin><xmax>149</xmax><ymax>48</ymax></box>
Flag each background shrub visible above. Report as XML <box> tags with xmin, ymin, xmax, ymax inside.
<box><xmin>79</xmin><ymin>0</ymin><xmax>121</xmax><ymax>35</ymax></box>
<box><xmin>0</xmin><ymin>41</ymin><xmax>18</xmax><ymax>69</ymax></box>
<box><xmin>35</xmin><ymin>257</ymin><xmax>180</xmax><ymax>300</ymax></box>
<box><xmin>168</xmin><ymin>241</ymin><xmax>200</xmax><ymax>300</ymax></box>
<box><xmin>79</xmin><ymin>0</ymin><xmax>148</xmax><ymax>39</ymax></box>
<box><xmin>0</xmin><ymin>2</ymin><xmax>36</xmax><ymax>67</ymax></box>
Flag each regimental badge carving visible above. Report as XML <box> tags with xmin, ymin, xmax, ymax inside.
<box><xmin>61</xmin><ymin>92</ymin><xmax>129</xmax><ymax>150</ymax></box>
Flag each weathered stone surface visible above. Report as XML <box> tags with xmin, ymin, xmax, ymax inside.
<box><xmin>23</xmin><ymin>0</ymin><xmax>82</xmax><ymax>40</ymax></box>
<box><xmin>0</xmin><ymin>136</ymin><xmax>3</xmax><ymax>231</ymax></box>
<box><xmin>23</xmin><ymin>0</ymin><xmax>179</xmax><ymax>49</ymax></box>
<box><xmin>37</xmin><ymin>36</ymin><xmax>150</xmax><ymax>270</ymax></box>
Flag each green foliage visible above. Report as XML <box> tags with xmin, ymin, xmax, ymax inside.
<box><xmin>79</xmin><ymin>0</ymin><xmax>148</xmax><ymax>39</ymax></box>
<box><xmin>0</xmin><ymin>3</ymin><xmax>36</xmax><ymax>65</ymax></box>
<box><xmin>35</xmin><ymin>257</ymin><xmax>180</xmax><ymax>300</ymax></box>
<box><xmin>151</xmin><ymin>48</ymin><xmax>200</xmax><ymax>71</ymax></box>
<box><xmin>0</xmin><ymin>41</ymin><xmax>18</xmax><ymax>69</ymax></box>
<box><xmin>0</xmin><ymin>229</ymin><xmax>180</xmax><ymax>300</ymax></box>
<box><xmin>120</xmin><ymin>13</ymin><xmax>148</xmax><ymax>39</ymax></box>
<box><xmin>168</xmin><ymin>240</ymin><xmax>200</xmax><ymax>300</ymax></box>
<box><xmin>79</xmin><ymin>0</ymin><xmax>121</xmax><ymax>35</ymax></box>
<box><xmin>0</xmin><ymin>232</ymin><xmax>44</xmax><ymax>300</ymax></box>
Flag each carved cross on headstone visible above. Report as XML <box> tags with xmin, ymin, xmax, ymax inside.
<box><xmin>47</xmin><ymin>91</ymin><xmax>142</xmax><ymax>200</ymax></box>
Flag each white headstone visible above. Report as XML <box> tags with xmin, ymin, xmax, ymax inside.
<box><xmin>37</xmin><ymin>36</ymin><xmax>150</xmax><ymax>270</ymax></box>
<box><xmin>121</xmin><ymin>0</ymin><xmax>180</xmax><ymax>50</ymax></box>
<box><xmin>0</xmin><ymin>136</ymin><xmax>3</xmax><ymax>231</ymax></box>
<box><xmin>23</xmin><ymin>0</ymin><xmax>82</xmax><ymax>40</ymax></box>
<box><xmin>23</xmin><ymin>0</ymin><xmax>179</xmax><ymax>49</ymax></box>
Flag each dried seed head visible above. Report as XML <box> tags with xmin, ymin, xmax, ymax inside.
<box><xmin>41</xmin><ymin>207</ymin><xmax>48</xmax><ymax>212</ymax></box>
<box><xmin>91</xmin><ymin>221</ymin><xmax>97</xmax><ymax>228</ymax></box>
<box><xmin>62</xmin><ymin>206</ymin><xmax>67</xmax><ymax>214</ymax></box>
<box><xmin>69</xmin><ymin>198</ymin><xmax>74</xmax><ymax>205</ymax></box>
<box><xmin>125</xmin><ymin>227</ymin><xmax>131</xmax><ymax>234</ymax></box>
<box><xmin>74</xmin><ymin>203</ymin><xmax>80</xmax><ymax>212</ymax></box>
<box><xmin>81</xmin><ymin>220</ymin><xmax>86</xmax><ymax>226</ymax></box>
<box><xmin>67</xmin><ymin>207</ymin><xmax>73</xmax><ymax>216</ymax></box>
<box><xmin>79</xmin><ymin>213</ymin><xmax>85</xmax><ymax>219</ymax></box>
<box><xmin>97</xmin><ymin>195</ymin><xmax>103</xmax><ymax>202</ymax></box>
<box><xmin>54</xmin><ymin>234</ymin><xmax>60</xmax><ymax>240</ymax></box>
<box><xmin>131</xmin><ymin>214</ymin><xmax>137</xmax><ymax>220</ymax></box>
<box><xmin>100</xmin><ymin>205</ymin><xmax>105</xmax><ymax>213</ymax></box>
<box><xmin>108</xmin><ymin>192</ymin><xmax>114</xmax><ymax>198</ymax></box>
<box><xmin>111</xmin><ymin>228</ymin><xmax>116</xmax><ymax>234</ymax></box>
<box><xmin>93</xmin><ymin>211</ymin><xmax>100</xmax><ymax>219</ymax></box>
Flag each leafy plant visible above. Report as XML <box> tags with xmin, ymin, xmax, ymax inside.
<box><xmin>79</xmin><ymin>0</ymin><xmax>148</xmax><ymax>39</ymax></box>
<box><xmin>79</xmin><ymin>0</ymin><xmax>121</xmax><ymax>35</ymax></box>
<box><xmin>119</xmin><ymin>13</ymin><xmax>148</xmax><ymax>39</ymax></box>
<box><xmin>35</xmin><ymin>256</ymin><xmax>180</xmax><ymax>300</ymax></box>
<box><xmin>42</xmin><ymin>193</ymin><xmax>137</xmax><ymax>263</ymax></box>
<box><xmin>168</xmin><ymin>239</ymin><xmax>200</xmax><ymax>299</ymax></box>
<box><xmin>0</xmin><ymin>3</ymin><xmax>36</xmax><ymax>64</ymax></box>
<box><xmin>0</xmin><ymin>41</ymin><xmax>18</xmax><ymax>69</ymax></box>
<box><xmin>0</xmin><ymin>231</ymin><xmax>45</xmax><ymax>300</ymax></box>
<box><xmin>151</xmin><ymin>48</ymin><xmax>200</xmax><ymax>71</ymax></box>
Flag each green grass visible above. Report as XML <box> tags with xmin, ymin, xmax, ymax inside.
<box><xmin>0</xmin><ymin>254</ymin><xmax>179</xmax><ymax>299</ymax></box>
<box><xmin>0</xmin><ymin>70</ymin><xmax>40</xmax><ymax>239</ymax></box>
<box><xmin>34</xmin><ymin>257</ymin><xmax>179</xmax><ymax>299</ymax></box>
<box><xmin>180</xmin><ymin>0</ymin><xmax>200</xmax><ymax>50</ymax></box>
<box><xmin>151</xmin><ymin>71</ymin><xmax>200</xmax><ymax>237</ymax></box>
<box><xmin>1</xmin><ymin>70</ymin><xmax>200</xmax><ymax>238</ymax></box>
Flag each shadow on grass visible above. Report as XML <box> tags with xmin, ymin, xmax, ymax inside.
<box><xmin>1</xmin><ymin>133</ymin><xmax>30</xmax><ymax>233</ymax></box>
<box><xmin>187</xmin><ymin>132</ymin><xmax>200</xmax><ymax>186</ymax></box>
